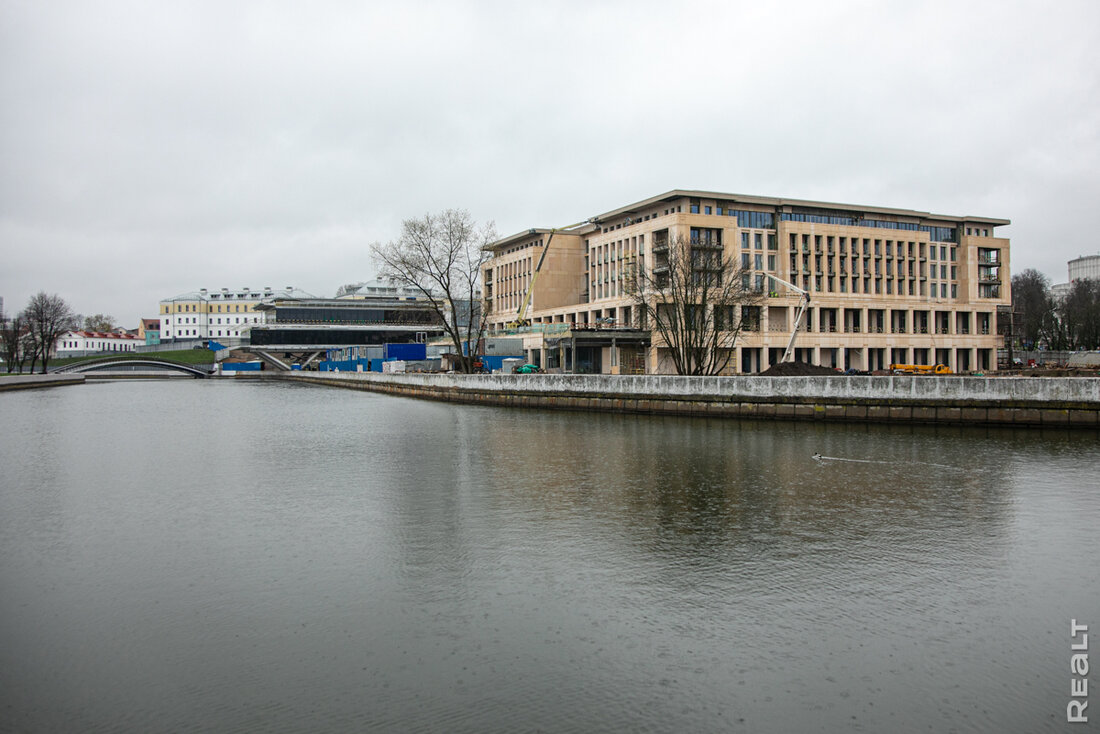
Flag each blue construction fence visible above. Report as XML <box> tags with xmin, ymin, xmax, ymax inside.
<box><xmin>320</xmin><ymin>343</ymin><xmax>429</xmax><ymax>372</ymax></box>
<box><xmin>318</xmin><ymin>343</ymin><xmax>523</xmax><ymax>373</ymax></box>
<box><xmin>221</xmin><ymin>361</ymin><xmax>263</xmax><ymax>371</ymax></box>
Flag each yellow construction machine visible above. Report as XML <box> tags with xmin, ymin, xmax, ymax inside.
<box><xmin>889</xmin><ymin>363</ymin><xmax>953</xmax><ymax>375</ymax></box>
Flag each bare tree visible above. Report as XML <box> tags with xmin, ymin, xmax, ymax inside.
<box><xmin>83</xmin><ymin>313</ymin><xmax>116</xmax><ymax>332</ymax></box>
<box><xmin>23</xmin><ymin>292</ymin><xmax>78</xmax><ymax>373</ymax></box>
<box><xmin>1055</xmin><ymin>278</ymin><xmax>1100</xmax><ymax>350</ymax></box>
<box><xmin>371</xmin><ymin>210</ymin><xmax>497</xmax><ymax>373</ymax></box>
<box><xmin>1</xmin><ymin>310</ymin><xmax>28</xmax><ymax>373</ymax></box>
<box><xmin>626</xmin><ymin>231</ymin><xmax>761</xmax><ymax>376</ymax></box>
<box><xmin>1011</xmin><ymin>269</ymin><xmax>1054</xmax><ymax>349</ymax></box>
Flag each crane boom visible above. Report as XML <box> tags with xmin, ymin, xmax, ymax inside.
<box><xmin>764</xmin><ymin>273</ymin><xmax>810</xmax><ymax>363</ymax></box>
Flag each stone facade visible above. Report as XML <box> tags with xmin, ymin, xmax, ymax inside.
<box><xmin>482</xmin><ymin>190</ymin><xmax>1009</xmax><ymax>375</ymax></box>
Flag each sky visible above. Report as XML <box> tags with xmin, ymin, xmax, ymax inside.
<box><xmin>2</xmin><ymin>0</ymin><xmax>1099</xmax><ymax>326</ymax></box>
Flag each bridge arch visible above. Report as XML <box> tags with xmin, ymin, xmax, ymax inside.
<box><xmin>52</xmin><ymin>358</ymin><xmax>211</xmax><ymax>378</ymax></box>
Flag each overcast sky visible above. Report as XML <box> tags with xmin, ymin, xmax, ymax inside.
<box><xmin>2</xmin><ymin>0</ymin><xmax>1098</xmax><ymax>326</ymax></box>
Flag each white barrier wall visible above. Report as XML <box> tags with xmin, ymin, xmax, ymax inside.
<box><xmin>288</xmin><ymin>371</ymin><xmax>1100</xmax><ymax>405</ymax></box>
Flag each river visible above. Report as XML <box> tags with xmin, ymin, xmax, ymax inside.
<box><xmin>1</xmin><ymin>379</ymin><xmax>1098</xmax><ymax>732</ymax></box>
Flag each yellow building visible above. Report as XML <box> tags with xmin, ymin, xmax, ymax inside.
<box><xmin>482</xmin><ymin>190</ymin><xmax>1009</xmax><ymax>374</ymax></box>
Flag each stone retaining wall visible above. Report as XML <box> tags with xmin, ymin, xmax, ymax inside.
<box><xmin>0</xmin><ymin>374</ymin><xmax>86</xmax><ymax>391</ymax></box>
<box><xmin>275</xmin><ymin>371</ymin><xmax>1100</xmax><ymax>428</ymax></box>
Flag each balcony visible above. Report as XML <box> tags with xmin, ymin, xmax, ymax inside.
<box><xmin>690</xmin><ymin>240</ymin><xmax>723</xmax><ymax>251</ymax></box>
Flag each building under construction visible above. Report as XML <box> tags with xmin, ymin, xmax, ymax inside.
<box><xmin>481</xmin><ymin>189</ymin><xmax>1009</xmax><ymax>374</ymax></box>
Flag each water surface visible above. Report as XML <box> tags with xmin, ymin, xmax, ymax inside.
<box><xmin>1</xmin><ymin>380</ymin><xmax>1098</xmax><ymax>732</ymax></box>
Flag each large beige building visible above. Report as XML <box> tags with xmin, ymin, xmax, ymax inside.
<box><xmin>482</xmin><ymin>190</ymin><xmax>1009</xmax><ymax>374</ymax></box>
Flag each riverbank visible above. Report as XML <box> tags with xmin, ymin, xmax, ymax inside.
<box><xmin>0</xmin><ymin>374</ymin><xmax>86</xmax><ymax>391</ymax></box>
<box><xmin>276</xmin><ymin>371</ymin><xmax>1100</xmax><ymax>427</ymax></box>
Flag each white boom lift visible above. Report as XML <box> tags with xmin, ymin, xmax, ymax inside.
<box><xmin>764</xmin><ymin>273</ymin><xmax>810</xmax><ymax>363</ymax></box>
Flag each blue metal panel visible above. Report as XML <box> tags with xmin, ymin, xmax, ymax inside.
<box><xmin>223</xmin><ymin>361</ymin><xmax>262</xmax><ymax>371</ymax></box>
<box><xmin>383</xmin><ymin>343</ymin><xmax>427</xmax><ymax>361</ymax></box>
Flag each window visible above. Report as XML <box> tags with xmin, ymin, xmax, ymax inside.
<box><xmin>754</xmin><ymin>254</ymin><xmax>763</xmax><ymax>270</ymax></box>
<box><xmin>742</xmin><ymin>232</ymin><xmax>749</xmax><ymax>248</ymax></box>
<box><xmin>768</xmin><ymin>234</ymin><xmax>777</xmax><ymax>250</ymax></box>
<box><xmin>767</xmin><ymin>254</ymin><xmax>776</xmax><ymax>270</ymax></box>
<box><xmin>741</xmin><ymin>253</ymin><xmax>750</xmax><ymax>268</ymax></box>
<box><xmin>704</xmin><ymin>206</ymin><xmax>712</xmax><ymax>215</ymax></box>
<box><xmin>754</xmin><ymin>233</ymin><xmax>762</xmax><ymax>249</ymax></box>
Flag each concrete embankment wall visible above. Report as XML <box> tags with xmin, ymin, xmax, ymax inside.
<box><xmin>0</xmin><ymin>374</ymin><xmax>86</xmax><ymax>391</ymax></box>
<box><xmin>276</xmin><ymin>371</ymin><xmax>1100</xmax><ymax>428</ymax></box>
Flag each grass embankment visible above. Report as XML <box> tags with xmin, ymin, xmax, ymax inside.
<box><xmin>39</xmin><ymin>349</ymin><xmax>218</xmax><ymax>369</ymax></box>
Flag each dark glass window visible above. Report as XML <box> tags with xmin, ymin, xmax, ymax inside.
<box><xmin>730</xmin><ymin>210</ymin><xmax>775</xmax><ymax>229</ymax></box>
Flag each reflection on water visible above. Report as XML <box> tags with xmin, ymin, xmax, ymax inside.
<box><xmin>1</xmin><ymin>380</ymin><xmax>1098</xmax><ymax>733</ymax></box>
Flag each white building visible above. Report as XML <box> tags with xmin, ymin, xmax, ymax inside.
<box><xmin>1068</xmin><ymin>255</ymin><xmax>1100</xmax><ymax>282</ymax></box>
<box><xmin>335</xmin><ymin>279</ymin><xmax>426</xmax><ymax>300</ymax></box>
<box><xmin>56</xmin><ymin>330</ymin><xmax>142</xmax><ymax>358</ymax></box>
<box><xmin>1053</xmin><ymin>254</ymin><xmax>1100</xmax><ymax>301</ymax></box>
<box><xmin>159</xmin><ymin>286</ymin><xmax>314</xmax><ymax>343</ymax></box>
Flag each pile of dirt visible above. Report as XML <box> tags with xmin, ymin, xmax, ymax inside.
<box><xmin>759</xmin><ymin>361</ymin><xmax>841</xmax><ymax>377</ymax></box>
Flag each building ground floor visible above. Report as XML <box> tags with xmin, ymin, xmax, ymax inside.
<box><xmin>513</xmin><ymin>333</ymin><xmax>997</xmax><ymax>375</ymax></box>
<box><xmin>497</xmin><ymin>298</ymin><xmax>1001</xmax><ymax>375</ymax></box>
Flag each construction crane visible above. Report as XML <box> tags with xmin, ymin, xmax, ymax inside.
<box><xmin>764</xmin><ymin>273</ymin><xmax>810</xmax><ymax>363</ymax></box>
<box><xmin>507</xmin><ymin>221</ymin><xmax>587</xmax><ymax>329</ymax></box>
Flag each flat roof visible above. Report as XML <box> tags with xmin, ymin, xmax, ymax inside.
<box><xmin>254</xmin><ymin>297</ymin><xmax>434</xmax><ymax>311</ymax></box>
<box><xmin>591</xmin><ymin>189</ymin><xmax>1010</xmax><ymax>227</ymax></box>
<box><xmin>488</xmin><ymin>224</ymin><xmax>597</xmax><ymax>252</ymax></box>
<box><xmin>248</xmin><ymin>324</ymin><xmax>445</xmax><ymax>332</ymax></box>
<box><xmin>490</xmin><ymin>189</ymin><xmax>1009</xmax><ymax>248</ymax></box>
